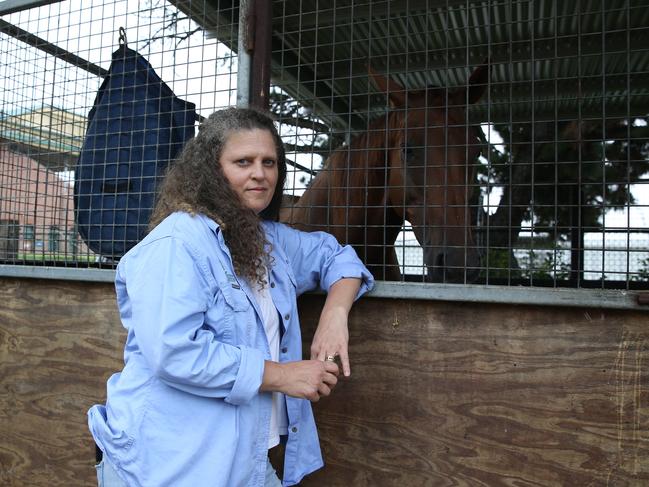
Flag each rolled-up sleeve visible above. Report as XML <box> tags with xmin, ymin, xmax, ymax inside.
<box><xmin>118</xmin><ymin>236</ymin><xmax>265</xmax><ymax>404</ymax></box>
<box><xmin>224</xmin><ymin>345</ymin><xmax>265</xmax><ymax>405</ymax></box>
<box><xmin>270</xmin><ymin>223</ymin><xmax>374</xmax><ymax>298</ymax></box>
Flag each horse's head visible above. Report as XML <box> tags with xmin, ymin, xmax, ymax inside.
<box><xmin>370</xmin><ymin>63</ymin><xmax>488</xmax><ymax>283</ymax></box>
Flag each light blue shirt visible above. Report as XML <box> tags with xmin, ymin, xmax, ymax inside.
<box><xmin>88</xmin><ymin>212</ymin><xmax>373</xmax><ymax>487</ymax></box>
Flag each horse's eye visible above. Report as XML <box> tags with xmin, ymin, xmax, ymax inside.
<box><xmin>401</xmin><ymin>145</ymin><xmax>415</xmax><ymax>160</ymax></box>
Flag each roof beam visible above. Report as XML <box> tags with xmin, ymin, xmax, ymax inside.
<box><xmin>0</xmin><ymin>18</ymin><xmax>108</xmax><ymax>78</ymax></box>
<box><xmin>169</xmin><ymin>0</ymin><xmax>239</xmax><ymax>46</ymax></box>
<box><xmin>169</xmin><ymin>0</ymin><xmax>364</xmax><ymax>130</ymax></box>
<box><xmin>0</xmin><ymin>0</ymin><xmax>63</xmax><ymax>16</ymax></box>
<box><xmin>278</xmin><ymin>0</ymin><xmax>492</xmax><ymax>29</ymax></box>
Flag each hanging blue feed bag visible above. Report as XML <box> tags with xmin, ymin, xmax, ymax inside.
<box><xmin>74</xmin><ymin>41</ymin><xmax>196</xmax><ymax>258</ymax></box>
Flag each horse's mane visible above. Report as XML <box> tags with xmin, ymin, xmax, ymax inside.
<box><xmin>300</xmin><ymin>82</ymin><xmax>472</xmax><ymax>212</ymax></box>
<box><xmin>323</xmin><ymin>86</ymin><xmax>453</xmax><ymax>189</ymax></box>
<box><xmin>326</xmin><ymin>110</ymin><xmax>405</xmax><ymax>208</ymax></box>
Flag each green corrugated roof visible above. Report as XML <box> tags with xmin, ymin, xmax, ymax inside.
<box><xmin>172</xmin><ymin>0</ymin><xmax>649</xmax><ymax>129</ymax></box>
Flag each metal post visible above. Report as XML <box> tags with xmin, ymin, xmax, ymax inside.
<box><xmin>236</xmin><ymin>0</ymin><xmax>253</xmax><ymax>107</ymax></box>
<box><xmin>249</xmin><ymin>0</ymin><xmax>272</xmax><ymax>110</ymax></box>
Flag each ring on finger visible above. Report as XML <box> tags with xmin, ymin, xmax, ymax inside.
<box><xmin>325</xmin><ymin>354</ymin><xmax>337</xmax><ymax>362</ymax></box>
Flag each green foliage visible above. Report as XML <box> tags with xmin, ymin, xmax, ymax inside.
<box><xmin>480</xmin><ymin>118</ymin><xmax>649</xmax><ymax>239</ymax></box>
<box><xmin>523</xmin><ymin>250</ymin><xmax>572</xmax><ymax>281</ymax></box>
<box><xmin>481</xmin><ymin>245</ymin><xmax>571</xmax><ymax>281</ymax></box>
<box><xmin>631</xmin><ymin>256</ymin><xmax>649</xmax><ymax>282</ymax></box>
<box><xmin>480</xmin><ymin>248</ymin><xmax>522</xmax><ymax>280</ymax></box>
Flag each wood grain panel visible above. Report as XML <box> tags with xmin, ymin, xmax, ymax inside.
<box><xmin>297</xmin><ymin>296</ymin><xmax>649</xmax><ymax>486</ymax></box>
<box><xmin>0</xmin><ymin>278</ymin><xmax>124</xmax><ymax>487</ymax></box>
<box><xmin>1</xmin><ymin>277</ymin><xmax>647</xmax><ymax>486</ymax></box>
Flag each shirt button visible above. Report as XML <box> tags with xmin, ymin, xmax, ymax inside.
<box><xmin>284</xmin><ymin>314</ymin><xmax>290</xmax><ymax>321</ymax></box>
<box><xmin>270</xmin><ymin>282</ymin><xmax>275</xmax><ymax>288</ymax></box>
<box><xmin>291</xmin><ymin>427</ymin><xmax>298</xmax><ymax>433</ymax></box>
<box><xmin>281</xmin><ymin>347</ymin><xmax>288</xmax><ymax>354</ymax></box>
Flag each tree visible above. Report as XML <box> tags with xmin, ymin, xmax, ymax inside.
<box><xmin>478</xmin><ymin>117</ymin><xmax>649</xmax><ymax>280</ymax></box>
<box><xmin>268</xmin><ymin>87</ymin><xmax>346</xmax><ymax>187</ymax></box>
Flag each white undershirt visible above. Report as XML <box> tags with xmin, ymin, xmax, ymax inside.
<box><xmin>250</xmin><ymin>274</ymin><xmax>288</xmax><ymax>449</ymax></box>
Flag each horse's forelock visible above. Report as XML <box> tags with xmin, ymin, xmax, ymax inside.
<box><xmin>326</xmin><ymin>111</ymin><xmax>405</xmax><ymax>208</ymax></box>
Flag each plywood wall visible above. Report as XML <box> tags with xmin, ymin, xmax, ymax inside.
<box><xmin>1</xmin><ymin>277</ymin><xmax>647</xmax><ymax>486</ymax></box>
<box><xmin>0</xmin><ymin>278</ymin><xmax>123</xmax><ymax>486</ymax></box>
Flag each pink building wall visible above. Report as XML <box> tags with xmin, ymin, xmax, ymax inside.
<box><xmin>0</xmin><ymin>146</ymin><xmax>88</xmax><ymax>259</ymax></box>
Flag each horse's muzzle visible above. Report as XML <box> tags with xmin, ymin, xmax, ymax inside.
<box><xmin>425</xmin><ymin>246</ymin><xmax>481</xmax><ymax>284</ymax></box>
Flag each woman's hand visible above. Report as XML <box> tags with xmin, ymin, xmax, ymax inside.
<box><xmin>261</xmin><ymin>360</ymin><xmax>339</xmax><ymax>402</ymax></box>
<box><xmin>310</xmin><ymin>278</ymin><xmax>361</xmax><ymax>377</ymax></box>
<box><xmin>311</xmin><ymin>306</ymin><xmax>350</xmax><ymax>374</ymax></box>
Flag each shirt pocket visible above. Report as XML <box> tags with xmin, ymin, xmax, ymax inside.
<box><xmin>221</xmin><ymin>284</ymin><xmax>251</xmax><ymax>312</ymax></box>
<box><xmin>274</xmin><ymin>255</ymin><xmax>298</xmax><ymax>291</ymax></box>
<box><xmin>204</xmin><ymin>284</ymin><xmax>251</xmax><ymax>344</ymax></box>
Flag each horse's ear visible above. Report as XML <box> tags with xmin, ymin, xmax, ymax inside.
<box><xmin>466</xmin><ymin>59</ymin><xmax>490</xmax><ymax>105</ymax></box>
<box><xmin>368</xmin><ymin>65</ymin><xmax>407</xmax><ymax>108</ymax></box>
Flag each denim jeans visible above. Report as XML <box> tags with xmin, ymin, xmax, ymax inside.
<box><xmin>95</xmin><ymin>459</ymin><xmax>127</xmax><ymax>487</ymax></box>
<box><xmin>96</xmin><ymin>457</ymin><xmax>283</xmax><ymax>486</ymax></box>
<box><xmin>264</xmin><ymin>458</ymin><xmax>283</xmax><ymax>487</ymax></box>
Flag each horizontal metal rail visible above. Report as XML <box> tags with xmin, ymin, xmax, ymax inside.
<box><xmin>0</xmin><ymin>265</ymin><xmax>115</xmax><ymax>282</ymax></box>
<box><xmin>1</xmin><ymin>265</ymin><xmax>646</xmax><ymax>311</ymax></box>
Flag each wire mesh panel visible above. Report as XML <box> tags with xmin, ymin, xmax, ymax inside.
<box><xmin>1</xmin><ymin>0</ymin><xmax>648</xmax><ymax>293</ymax></box>
<box><xmin>272</xmin><ymin>0</ymin><xmax>649</xmax><ymax>289</ymax></box>
<box><xmin>0</xmin><ymin>0</ymin><xmax>238</xmax><ymax>266</ymax></box>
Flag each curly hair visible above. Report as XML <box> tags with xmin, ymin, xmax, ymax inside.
<box><xmin>149</xmin><ymin>107</ymin><xmax>287</xmax><ymax>287</ymax></box>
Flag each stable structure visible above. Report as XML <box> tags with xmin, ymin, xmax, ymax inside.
<box><xmin>1</xmin><ymin>0</ymin><xmax>647</xmax><ymax>293</ymax></box>
<box><xmin>0</xmin><ymin>1</ymin><xmax>648</xmax><ymax>486</ymax></box>
<box><xmin>174</xmin><ymin>0</ymin><xmax>649</xmax><ymax>290</ymax></box>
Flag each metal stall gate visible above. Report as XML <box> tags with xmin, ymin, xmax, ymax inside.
<box><xmin>260</xmin><ymin>0</ymin><xmax>649</xmax><ymax>295</ymax></box>
<box><xmin>0</xmin><ymin>0</ymin><xmax>239</xmax><ymax>268</ymax></box>
<box><xmin>1</xmin><ymin>1</ymin><xmax>649</xmax><ymax>308</ymax></box>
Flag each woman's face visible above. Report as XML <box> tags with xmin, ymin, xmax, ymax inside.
<box><xmin>219</xmin><ymin>129</ymin><xmax>279</xmax><ymax>214</ymax></box>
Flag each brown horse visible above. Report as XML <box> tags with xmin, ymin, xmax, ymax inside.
<box><xmin>281</xmin><ymin>64</ymin><xmax>489</xmax><ymax>282</ymax></box>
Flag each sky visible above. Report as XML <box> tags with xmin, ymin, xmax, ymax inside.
<box><xmin>1</xmin><ymin>0</ymin><xmax>320</xmax><ymax>190</ymax></box>
<box><xmin>2</xmin><ymin>0</ymin><xmax>237</xmax><ymax>115</ymax></box>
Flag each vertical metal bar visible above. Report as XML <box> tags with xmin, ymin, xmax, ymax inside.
<box><xmin>384</xmin><ymin>0</ymin><xmax>393</xmax><ymax>282</ymax></box>
<box><xmin>506</xmin><ymin>0</ymin><xmax>513</xmax><ymax>285</ymax></box>
<box><xmin>249</xmin><ymin>0</ymin><xmax>272</xmax><ymax>110</ymax></box>
<box><xmin>601</xmin><ymin>1</ymin><xmax>607</xmax><ymax>287</ymax></box>
<box><xmin>625</xmin><ymin>1</ymin><xmax>632</xmax><ymax>287</ymax></box>
<box><xmin>529</xmin><ymin>0</ymin><xmax>535</xmax><ymax>287</ymax></box>
<box><xmin>237</xmin><ymin>0</ymin><xmax>253</xmax><ymax>107</ymax></box>
<box><xmin>345</xmin><ymin>0</ymin><xmax>354</xmax><ymax>261</ymax></box>
<box><xmin>419</xmin><ymin>0</ymin><xmax>428</xmax><ymax>282</ymax></box>
<box><xmin>365</xmin><ymin>0</ymin><xmax>373</xmax><ymax>278</ymax></box>
<box><xmin>553</xmin><ymin>1</ymin><xmax>559</xmax><ymax>286</ymax></box>
<box><xmin>571</xmin><ymin>0</ymin><xmax>584</xmax><ymax>284</ymax></box>
<box><xmin>443</xmin><ymin>0</ymin><xmax>449</xmax><ymax>283</ymax></box>
<box><xmin>326</xmin><ymin>0</ymin><xmax>334</xmax><ymax>260</ymax></box>
<box><xmin>463</xmin><ymin>0</ymin><xmax>474</xmax><ymax>284</ymax></box>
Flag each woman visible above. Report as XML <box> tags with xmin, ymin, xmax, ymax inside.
<box><xmin>88</xmin><ymin>107</ymin><xmax>373</xmax><ymax>487</ymax></box>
